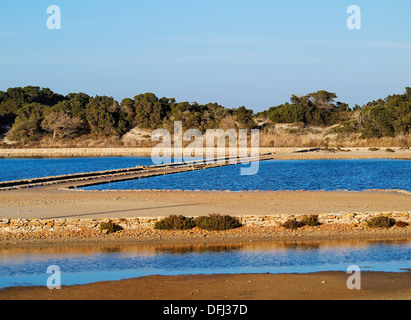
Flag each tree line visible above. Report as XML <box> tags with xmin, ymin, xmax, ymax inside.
<box><xmin>0</xmin><ymin>87</ymin><xmax>254</xmax><ymax>142</ymax></box>
<box><xmin>0</xmin><ymin>86</ymin><xmax>410</xmax><ymax>143</ymax></box>
<box><xmin>258</xmin><ymin>88</ymin><xmax>411</xmax><ymax>138</ymax></box>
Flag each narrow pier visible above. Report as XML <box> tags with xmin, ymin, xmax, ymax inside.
<box><xmin>0</xmin><ymin>152</ymin><xmax>281</xmax><ymax>191</ymax></box>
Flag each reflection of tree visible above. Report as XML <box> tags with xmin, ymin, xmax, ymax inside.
<box><xmin>100</xmin><ymin>247</ymin><xmax>122</xmax><ymax>254</ymax></box>
<box><xmin>283</xmin><ymin>241</ymin><xmax>321</xmax><ymax>251</ymax></box>
<box><xmin>154</xmin><ymin>244</ymin><xmax>244</xmax><ymax>255</ymax></box>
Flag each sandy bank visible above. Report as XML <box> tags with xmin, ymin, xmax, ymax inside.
<box><xmin>1</xmin><ymin>271</ymin><xmax>410</xmax><ymax>300</ymax></box>
<box><xmin>1</xmin><ymin>186</ymin><xmax>410</xmax><ymax>248</ymax></box>
<box><xmin>1</xmin><ymin>189</ymin><xmax>410</xmax><ymax>220</ymax></box>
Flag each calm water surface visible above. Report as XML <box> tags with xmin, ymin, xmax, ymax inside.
<box><xmin>0</xmin><ymin>157</ymin><xmax>157</xmax><ymax>182</ymax></box>
<box><xmin>1</xmin><ymin>158</ymin><xmax>409</xmax><ymax>191</ymax></box>
<box><xmin>83</xmin><ymin>159</ymin><xmax>411</xmax><ymax>192</ymax></box>
<box><xmin>0</xmin><ymin>240</ymin><xmax>409</xmax><ymax>289</ymax></box>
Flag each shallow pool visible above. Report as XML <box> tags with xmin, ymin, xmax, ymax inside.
<box><xmin>83</xmin><ymin>159</ymin><xmax>411</xmax><ymax>192</ymax></box>
<box><xmin>0</xmin><ymin>239</ymin><xmax>409</xmax><ymax>289</ymax></box>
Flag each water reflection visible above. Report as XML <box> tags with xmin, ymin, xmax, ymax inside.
<box><xmin>155</xmin><ymin>245</ymin><xmax>228</xmax><ymax>255</ymax></box>
<box><xmin>0</xmin><ymin>157</ymin><xmax>157</xmax><ymax>182</ymax></box>
<box><xmin>83</xmin><ymin>159</ymin><xmax>411</xmax><ymax>192</ymax></box>
<box><xmin>0</xmin><ymin>239</ymin><xmax>409</xmax><ymax>289</ymax></box>
<box><xmin>0</xmin><ymin>238</ymin><xmax>409</xmax><ymax>257</ymax></box>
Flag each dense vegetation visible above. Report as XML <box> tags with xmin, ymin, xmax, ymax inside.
<box><xmin>154</xmin><ymin>214</ymin><xmax>243</xmax><ymax>231</ymax></box>
<box><xmin>258</xmin><ymin>90</ymin><xmax>349</xmax><ymax>127</ymax></box>
<box><xmin>0</xmin><ymin>87</ymin><xmax>255</xmax><ymax>143</ymax></box>
<box><xmin>258</xmin><ymin>88</ymin><xmax>411</xmax><ymax>139</ymax></box>
<box><xmin>0</xmin><ymin>86</ymin><xmax>410</xmax><ymax>144</ymax></box>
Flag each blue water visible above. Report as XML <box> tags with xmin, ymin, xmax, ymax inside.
<box><xmin>0</xmin><ymin>158</ymin><xmax>409</xmax><ymax>191</ymax></box>
<box><xmin>0</xmin><ymin>240</ymin><xmax>409</xmax><ymax>289</ymax></box>
<box><xmin>82</xmin><ymin>159</ymin><xmax>411</xmax><ymax>192</ymax></box>
<box><xmin>0</xmin><ymin>157</ymin><xmax>157</xmax><ymax>182</ymax></box>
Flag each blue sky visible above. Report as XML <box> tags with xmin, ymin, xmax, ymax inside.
<box><xmin>1</xmin><ymin>0</ymin><xmax>411</xmax><ymax>112</ymax></box>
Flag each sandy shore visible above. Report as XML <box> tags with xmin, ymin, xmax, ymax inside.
<box><xmin>1</xmin><ymin>188</ymin><xmax>410</xmax><ymax>220</ymax></box>
<box><xmin>1</xmin><ymin>271</ymin><xmax>410</xmax><ymax>300</ymax></box>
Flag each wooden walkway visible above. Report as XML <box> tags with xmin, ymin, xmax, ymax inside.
<box><xmin>0</xmin><ymin>152</ymin><xmax>287</xmax><ymax>191</ymax></box>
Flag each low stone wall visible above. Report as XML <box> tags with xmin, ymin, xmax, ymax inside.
<box><xmin>241</xmin><ymin>212</ymin><xmax>411</xmax><ymax>226</ymax></box>
<box><xmin>0</xmin><ymin>212</ymin><xmax>409</xmax><ymax>233</ymax></box>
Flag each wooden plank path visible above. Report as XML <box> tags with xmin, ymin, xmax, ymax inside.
<box><xmin>0</xmin><ymin>152</ymin><xmax>286</xmax><ymax>191</ymax></box>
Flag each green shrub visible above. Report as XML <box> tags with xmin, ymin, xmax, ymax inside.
<box><xmin>100</xmin><ymin>220</ymin><xmax>123</xmax><ymax>233</ymax></box>
<box><xmin>194</xmin><ymin>214</ymin><xmax>242</xmax><ymax>231</ymax></box>
<box><xmin>281</xmin><ymin>219</ymin><xmax>302</xmax><ymax>230</ymax></box>
<box><xmin>385</xmin><ymin>148</ymin><xmax>395</xmax><ymax>153</ymax></box>
<box><xmin>300</xmin><ymin>214</ymin><xmax>321</xmax><ymax>227</ymax></box>
<box><xmin>367</xmin><ymin>216</ymin><xmax>396</xmax><ymax>228</ymax></box>
<box><xmin>154</xmin><ymin>215</ymin><xmax>196</xmax><ymax>230</ymax></box>
<box><xmin>368</xmin><ymin>147</ymin><xmax>380</xmax><ymax>151</ymax></box>
<box><xmin>282</xmin><ymin>215</ymin><xmax>321</xmax><ymax>229</ymax></box>
<box><xmin>153</xmin><ymin>214</ymin><xmax>243</xmax><ymax>231</ymax></box>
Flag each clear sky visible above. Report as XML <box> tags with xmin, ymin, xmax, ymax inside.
<box><xmin>1</xmin><ymin>0</ymin><xmax>410</xmax><ymax>112</ymax></box>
